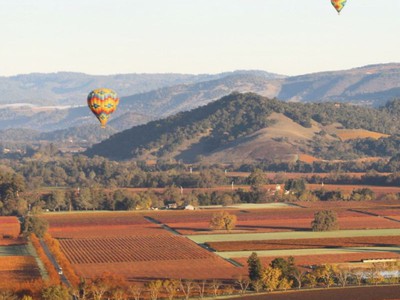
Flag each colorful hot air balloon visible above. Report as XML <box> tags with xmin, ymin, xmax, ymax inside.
<box><xmin>87</xmin><ymin>88</ymin><xmax>119</xmax><ymax>128</ymax></box>
<box><xmin>331</xmin><ymin>0</ymin><xmax>347</xmax><ymax>14</ymax></box>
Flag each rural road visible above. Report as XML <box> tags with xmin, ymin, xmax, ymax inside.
<box><xmin>39</xmin><ymin>239</ymin><xmax>71</xmax><ymax>287</ymax></box>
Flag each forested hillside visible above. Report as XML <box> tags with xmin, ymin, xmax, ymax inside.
<box><xmin>86</xmin><ymin>93</ymin><xmax>400</xmax><ymax>162</ymax></box>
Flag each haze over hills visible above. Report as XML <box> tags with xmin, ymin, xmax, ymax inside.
<box><xmin>277</xmin><ymin>63</ymin><xmax>400</xmax><ymax>106</ymax></box>
<box><xmin>85</xmin><ymin>92</ymin><xmax>400</xmax><ymax>163</ymax></box>
<box><xmin>0</xmin><ymin>70</ymin><xmax>282</xmax><ymax>106</ymax></box>
<box><xmin>2</xmin><ymin>64</ymin><xmax>400</xmax><ymax>150</ymax></box>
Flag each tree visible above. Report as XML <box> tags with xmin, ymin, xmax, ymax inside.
<box><xmin>270</xmin><ymin>256</ymin><xmax>296</xmax><ymax>283</ymax></box>
<box><xmin>311</xmin><ymin>210</ymin><xmax>339</xmax><ymax>231</ymax></box>
<box><xmin>147</xmin><ymin>280</ymin><xmax>162</xmax><ymax>300</ymax></box>
<box><xmin>209</xmin><ymin>211</ymin><xmax>237</xmax><ymax>231</ymax></box>
<box><xmin>247</xmin><ymin>252</ymin><xmax>263</xmax><ymax>282</ymax></box>
<box><xmin>163</xmin><ymin>279</ymin><xmax>179</xmax><ymax>300</ymax></box>
<box><xmin>46</xmin><ymin>190</ymin><xmax>66</xmax><ymax>211</ymax></box>
<box><xmin>292</xmin><ymin>268</ymin><xmax>307</xmax><ymax>289</ymax></box>
<box><xmin>196</xmin><ymin>280</ymin><xmax>207</xmax><ymax>299</ymax></box>
<box><xmin>315</xmin><ymin>264</ymin><xmax>335</xmax><ymax>288</ymax></box>
<box><xmin>285</xmin><ymin>178</ymin><xmax>306</xmax><ymax>197</ymax></box>
<box><xmin>75</xmin><ymin>188</ymin><xmax>93</xmax><ymax>210</ymax></box>
<box><xmin>210</xmin><ymin>280</ymin><xmax>221</xmax><ymax>297</ymax></box>
<box><xmin>179</xmin><ymin>279</ymin><xmax>194</xmax><ymax>300</ymax></box>
<box><xmin>235</xmin><ymin>275</ymin><xmax>250</xmax><ymax>294</ymax></box>
<box><xmin>128</xmin><ymin>284</ymin><xmax>142</xmax><ymax>300</ymax></box>
<box><xmin>41</xmin><ymin>285</ymin><xmax>70</xmax><ymax>300</ymax></box>
<box><xmin>21</xmin><ymin>216</ymin><xmax>49</xmax><ymax>238</ymax></box>
<box><xmin>261</xmin><ymin>266</ymin><xmax>282</xmax><ymax>291</ymax></box>
<box><xmin>248</xmin><ymin>169</ymin><xmax>267</xmax><ymax>203</ymax></box>
<box><xmin>335</xmin><ymin>266</ymin><xmax>351</xmax><ymax>287</ymax></box>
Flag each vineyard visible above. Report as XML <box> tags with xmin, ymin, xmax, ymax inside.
<box><xmin>42</xmin><ymin>199</ymin><xmax>400</xmax><ymax>283</ymax></box>
<box><xmin>207</xmin><ymin>235</ymin><xmax>400</xmax><ymax>252</ymax></box>
<box><xmin>45</xmin><ymin>212</ymin><xmax>241</xmax><ymax>280</ymax></box>
<box><xmin>148</xmin><ymin>205</ymin><xmax>400</xmax><ymax>235</ymax></box>
<box><xmin>0</xmin><ymin>256</ymin><xmax>42</xmax><ymax>287</ymax></box>
<box><xmin>60</xmin><ymin>235</ymin><xmax>213</xmax><ymax>264</ymax></box>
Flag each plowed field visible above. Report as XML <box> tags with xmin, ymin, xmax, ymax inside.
<box><xmin>0</xmin><ymin>256</ymin><xmax>41</xmax><ymax>287</ymax></box>
<box><xmin>149</xmin><ymin>205</ymin><xmax>400</xmax><ymax>235</ymax></box>
<box><xmin>208</xmin><ymin>235</ymin><xmax>400</xmax><ymax>252</ymax></box>
<box><xmin>45</xmin><ymin>212</ymin><xmax>241</xmax><ymax>280</ymax></box>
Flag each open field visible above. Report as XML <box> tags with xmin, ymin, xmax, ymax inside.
<box><xmin>0</xmin><ymin>245</ymin><xmax>31</xmax><ymax>256</ymax></box>
<box><xmin>0</xmin><ymin>256</ymin><xmax>42</xmax><ymax>288</ymax></box>
<box><xmin>44</xmin><ymin>212</ymin><xmax>241</xmax><ymax>280</ymax></box>
<box><xmin>0</xmin><ymin>217</ymin><xmax>22</xmax><ymax>245</ymax></box>
<box><xmin>229</xmin><ymin>285</ymin><xmax>400</xmax><ymax>300</ymax></box>
<box><xmin>42</xmin><ymin>199</ymin><xmax>400</xmax><ymax>282</ymax></box>
<box><xmin>217</xmin><ymin>246</ymin><xmax>400</xmax><ymax>259</ymax></box>
<box><xmin>208</xmin><ymin>235</ymin><xmax>400</xmax><ymax>252</ymax></box>
<box><xmin>335</xmin><ymin>129</ymin><xmax>389</xmax><ymax>141</ymax></box>
<box><xmin>235</xmin><ymin>252</ymin><xmax>400</xmax><ymax>267</ymax></box>
<box><xmin>150</xmin><ymin>203</ymin><xmax>400</xmax><ymax>235</ymax></box>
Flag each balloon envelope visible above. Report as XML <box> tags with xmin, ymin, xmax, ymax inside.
<box><xmin>87</xmin><ymin>88</ymin><xmax>119</xmax><ymax>128</ymax></box>
<box><xmin>331</xmin><ymin>0</ymin><xmax>347</xmax><ymax>14</ymax></box>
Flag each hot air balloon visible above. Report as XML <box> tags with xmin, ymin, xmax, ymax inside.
<box><xmin>331</xmin><ymin>0</ymin><xmax>347</xmax><ymax>14</ymax></box>
<box><xmin>87</xmin><ymin>88</ymin><xmax>119</xmax><ymax>128</ymax></box>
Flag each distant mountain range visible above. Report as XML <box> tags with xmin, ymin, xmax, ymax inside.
<box><xmin>0</xmin><ymin>70</ymin><xmax>282</xmax><ymax>106</ymax></box>
<box><xmin>1</xmin><ymin>64</ymin><xmax>400</xmax><ymax>149</ymax></box>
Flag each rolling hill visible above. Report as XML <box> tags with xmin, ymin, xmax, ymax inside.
<box><xmin>85</xmin><ymin>93</ymin><xmax>400</xmax><ymax>163</ymax></box>
<box><xmin>2</xmin><ymin>64</ymin><xmax>400</xmax><ymax>150</ymax></box>
<box><xmin>277</xmin><ymin>63</ymin><xmax>400</xmax><ymax>106</ymax></box>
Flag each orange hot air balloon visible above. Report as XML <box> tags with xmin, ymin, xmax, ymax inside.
<box><xmin>87</xmin><ymin>88</ymin><xmax>119</xmax><ymax>128</ymax></box>
<box><xmin>331</xmin><ymin>0</ymin><xmax>347</xmax><ymax>14</ymax></box>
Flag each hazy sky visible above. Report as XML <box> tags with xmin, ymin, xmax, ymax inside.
<box><xmin>1</xmin><ymin>0</ymin><xmax>399</xmax><ymax>76</ymax></box>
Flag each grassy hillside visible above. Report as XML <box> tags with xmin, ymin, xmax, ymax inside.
<box><xmin>86</xmin><ymin>93</ymin><xmax>400</xmax><ymax>163</ymax></box>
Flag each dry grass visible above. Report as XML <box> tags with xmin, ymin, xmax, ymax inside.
<box><xmin>297</xmin><ymin>154</ymin><xmax>321</xmax><ymax>163</ymax></box>
<box><xmin>334</xmin><ymin>129</ymin><xmax>389</xmax><ymax>141</ymax></box>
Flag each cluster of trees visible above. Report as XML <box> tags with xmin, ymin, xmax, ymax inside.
<box><xmin>240</xmin><ymin>156</ymin><xmax>400</xmax><ymax>173</ymax></box>
<box><xmin>7</xmin><ymin>155</ymin><xmax>230</xmax><ymax>189</ymax></box>
<box><xmin>0</xmin><ymin>169</ymin><xmax>26</xmax><ymax>215</ymax></box>
<box><xmin>2</xmin><ymin>170</ymin><xmax>391</xmax><ymax>217</ymax></box>
<box><xmin>2</xmin><ymin>257</ymin><xmax>399</xmax><ymax>299</ymax></box>
<box><xmin>247</xmin><ymin>253</ymin><xmax>400</xmax><ymax>292</ymax></box>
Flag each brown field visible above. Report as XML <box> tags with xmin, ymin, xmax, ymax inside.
<box><xmin>335</xmin><ymin>129</ymin><xmax>389</xmax><ymax>141</ymax></box>
<box><xmin>44</xmin><ymin>212</ymin><xmax>241</xmax><ymax>280</ymax></box>
<box><xmin>42</xmin><ymin>199</ymin><xmax>400</xmax><ymax>282</ymax></box>
<box><xmin>149</xmin><ymin>204</ymin><xmax>400</xmax><ymax>235</ymax></box>
<box><xmin>230</xmin><ymin>285</ymin><xmax>400</xmax><ymax>300</ymax></box>
<box><xmin>208</xmin><ymin>235</ymin><xmax>400</xmax><ymax>252</ymax></box>
<box><xmin>0</xmin><ymin>216</ymin><xmax>20</xmax><ymax>240</ymax></box>
<box><xmin>0</xmin><ymin>256</ymin><xmax>42</xmax><ymax>287</ymax></box>
<box><xmin>297</xmin><ymin>154</ymin><xmax>321</xmax><ymax>163</ymax></box>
